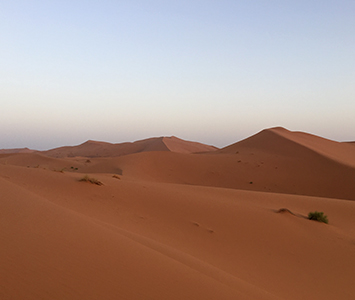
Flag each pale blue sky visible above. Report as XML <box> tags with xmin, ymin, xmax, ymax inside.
<box><xmin>1</xmin><ymin>1</ymin><xmax>354</xmax><ymax>149</ymax></box>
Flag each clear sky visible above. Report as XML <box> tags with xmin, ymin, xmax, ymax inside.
<box><xmin>1</xmin><ymin>0</ymin><xmax>354</xmax><ymax>150</ymax></box>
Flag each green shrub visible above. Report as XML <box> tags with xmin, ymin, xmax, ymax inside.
<box><xmin>308</xmin><ymin>211</ymin><xmax>328</xmax><ymax>224</ymax></box>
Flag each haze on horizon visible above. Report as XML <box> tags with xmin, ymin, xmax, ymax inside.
<box><xmin>1</xmin><ymin>1</ymin><xmax>354</xmax><ymax>150</ymax></box>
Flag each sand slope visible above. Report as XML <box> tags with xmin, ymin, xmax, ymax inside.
<box><xmin>0</xmin><ymin>167</ymin><xmax>277</xmax><ymax>300</ymax></box>
<box><xmin>1</xmin><ymin>127</ymin><xmax>355</xmax><ymax>299</ymax></box>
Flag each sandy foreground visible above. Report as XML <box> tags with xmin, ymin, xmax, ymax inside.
<box><xmin>1</xmin><ymin>127</ymin><xmax>355</xmax><ymax>300</ymax></box>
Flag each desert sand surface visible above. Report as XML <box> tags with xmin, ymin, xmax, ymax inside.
<box><xmin>1</xmin><ymin>127</ymin><xmax>355</xmax><ymax>300</ymax></box>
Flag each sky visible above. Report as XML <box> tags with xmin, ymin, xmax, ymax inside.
<box><xmin>1</xmin><ymin>0</ymin><xmax>354</xmax><ymax>150</ymax></box>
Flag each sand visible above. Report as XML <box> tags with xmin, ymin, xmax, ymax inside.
<box><xmin>1</xmin><ymin>127</ymin><xmax>355</xmax><ymax>300</ymax></box>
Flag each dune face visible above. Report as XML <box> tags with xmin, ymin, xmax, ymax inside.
<box><xmin>1</xmin><ymin>127</ymin><xmax>355</xmax><ymax>300</ymax></box>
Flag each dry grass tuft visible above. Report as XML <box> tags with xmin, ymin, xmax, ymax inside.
<box><xmin>79</xmin><ymin>175</ymin><xmax>103</xmax><ymax>186</ymax></box>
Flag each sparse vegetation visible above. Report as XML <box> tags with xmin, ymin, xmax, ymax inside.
<box><xmin>308</xmin><ymin>211</ymin><xmax>328</xmax><ymax>224</ymax></box>
<box><xmin>79</xmin><ymin>175</ymin><xmax>103</xmax><ymax>186</ymax></box>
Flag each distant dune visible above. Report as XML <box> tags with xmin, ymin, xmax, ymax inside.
<box><xmin>1</xmin><ymin>127</ymin><xmax>355</xmax><ymax>300</ymax></box>
<box><xmin>41</xmin><ymin>136</ymin><xmax>217</xmax><ymax>158</ymax></box>
<box><xmin>0</xmin><ymin>147</ymin><xmax>35</xmax><ymax>154</ymax></box>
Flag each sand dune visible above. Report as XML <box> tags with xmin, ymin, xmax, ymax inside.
<box><xmin>41</xmin><ymin>136</ymin><xmax>217</xmax><ymax>158</ymax></box>
<box><xmin>220</xmin><ymin>127</ymin><xmax>355</xmax><ymax>167</ymax></box>
<box><xmin>1</xmin><ymin>127</ymin><xmax>355</xmax><ymax>299</ymax></box>
<box><xmin>0</xmin><ymin>147</ymin><xmax>35</xmax><ymax>154</ymax></box>
<box><xmin>59</xmin><ymin>127</ymin><xmax>353</xmax><ymax>200</ymax></box>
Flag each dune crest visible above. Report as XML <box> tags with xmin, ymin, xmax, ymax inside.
<box><xmin>162</xmin><ymin>136</ymin><xmax>217</xmax><ymax>154</ymax></box>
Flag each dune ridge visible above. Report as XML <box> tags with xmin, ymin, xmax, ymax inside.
<box><xmin>162</xmin><ymin>136</ymin><xmax>218</xmax><ymax>153</ymax></box>
<box><xmin>269</xmin><ymin>127</ymin><xmax>355</xmax><ymax>167</ymax></box>
<box><xmin>41</xmin><ymin>136</ymin><xmax>217</xmax><ymax>158</ymax></box>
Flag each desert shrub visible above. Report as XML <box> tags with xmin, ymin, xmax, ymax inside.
<box><xmin>308</xmin><ymin>211</ymin><xmax>328</xmax><ymax>224</ymax></box>
<box><xmin>79</xmin><ymin>175</ymin><xmax>103</xmax><ymax>186</ymax></box>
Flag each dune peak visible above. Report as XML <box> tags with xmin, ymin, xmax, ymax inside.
<box><xmin>81</xmin><ymin>140</ymin><xmax>111</xmax><ymax>145</ymax></box>
<box><xmin>162</xmin><ymin>136</ymin><xmax>218</xmax><ymax>154</ymax></box>
<box><xmin>265</xmin><ymin>126</ymin><xmax>290</xmax><ymax>133</ymax></box>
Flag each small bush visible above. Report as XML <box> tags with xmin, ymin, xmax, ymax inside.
<box><xmin>79</xmin><ymin>175</ymin><xmax>103</xmax><ymax>186</ymax></box>
<box><xmin>308</xmin><ymin>211</ymin><xmax>328</xmax><ymax>224</ymax></box>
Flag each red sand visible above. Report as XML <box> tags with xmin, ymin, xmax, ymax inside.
<box><xmin>1</xmin><ymin>127</ymin><xmax>355</xmax><ymax>299</ymax></box>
